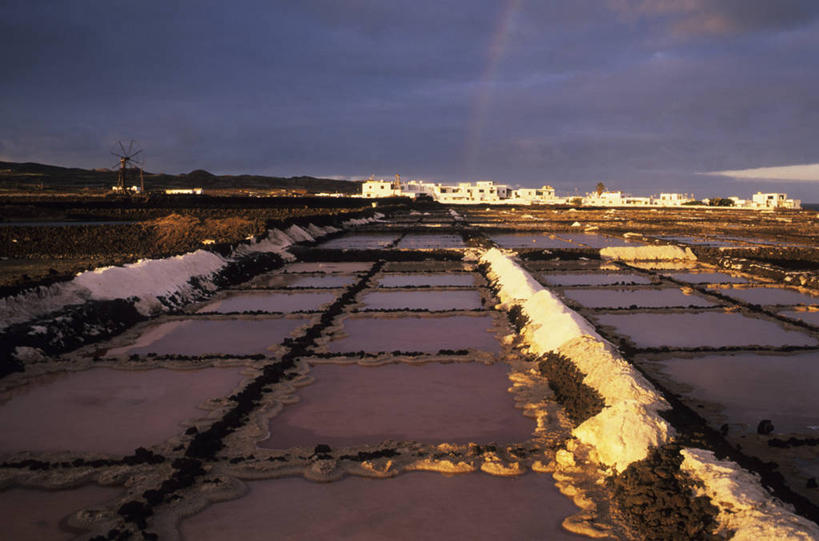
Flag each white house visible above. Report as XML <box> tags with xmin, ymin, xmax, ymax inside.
<box><xmin>165</xmin><ymin>188</ymin><xmax>203</xmax><ymax>195</ymax></box>
<box><xmin>583</xmin><ymin>191</ymin><xmax>624</xmax><ymax>206</ymax></box>
<box><xmin>513</xmin><ymin>185</ymin><xmax>557</xmax><ymax>203</ymax></box>
<box><xmin>362</xmin><ymin>180</ymin><xmax>401</xmax><ymax>198</ymax></box>
<box><xmin>655</xmin><ymin>193</ymin><xmax>689</xmax><ymax>206</ymax></box>
<box><xmin>751</xmin><ymin>192</ymin><xmax>801</xmax><ymax>209</ymax></box>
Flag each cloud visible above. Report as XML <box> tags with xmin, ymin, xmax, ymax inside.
<box><xmin>704</xmin><ymin>164</ymin><xmax>819</xmax><ymax>182</ymax></box>
<box><xmin>608</xmin><ymin>0</ymin><xmax>819</xmax><ymax>36</ymax></box>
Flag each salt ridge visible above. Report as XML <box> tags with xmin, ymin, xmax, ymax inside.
<box><xmin>479</xmin><ymin>247</ymin><xmax>819</xmax><ymax>538</ymax></box>
<box><xmin>0</xmin><ymin>214</ymin><xmax>383</xmax><ymax>332</ymax></box>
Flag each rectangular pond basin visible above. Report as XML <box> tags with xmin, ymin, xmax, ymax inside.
<box><xmin>316</xmin><ymin>234</ymin><xmax>398</xmax><ymax>250</ymax></box>
<box><xmin>779</xmin><ymin>310</ymin><xmax>819</xmax><ymax>327</ymax></box>
<box><xmin>540</xmin><ymin>273</ymin><xmax>653</xmax><ymax>287</ymax></box>
<box><xmin>594</xmin><ymin>312</ymin><xmax>818</xmax><ymax>349</ymax></box>
<box><xmin>663</xmin><ymin>271</ymin><xmax>750</xmax><ymax>284</ymax></box>
<box><xmin>198</xmin><ymin>291</ymin><xmax>338</xmax><ymax>313</ymax></box>
<box><xmin>651</xmin><ymin>352</ymin><xmax>819</xmax><ymax>434</ymax></box>
<box><xmin>378</xmin><ymin>272</ymin><xmax>476</xmax><ymax>288</ymax></box>
<box><xmin>489</xmin><ymin>233</ymin><xmax>576</xmax><ymax>249</ymax></box>
<box><xmin>244</xmin><ymin>273</ymin><xmax>358</xmax><ymax>289</ymax></box>
<box><xmin>0</xmin><ymin>485</ymin><xmax>119</xmax><ymax>541</ymax></box>
<box><xmin>179</xmin><ymin>472</ymin><xmax>582</xmax><ymax>541</ymax></box>
<box><xmin>0</xmin><ymin>367</ymin><xmax>246</xmax><ymax>455</ymax></box>
<box><xmin>110</xmin><ymin>318</ymin><xmax>310</xmax><ymax>357</ymax></box>
<box><xmin>383</xmin><ymin>261</ymin><xmax>467</xmax><ymax>272</ymax></box>
<box><xmin>396</xmin><ymin>234</ymin><xmax>465</xmax><ymax>249</ymax></box>
<box><xmin>282</xmin><ymin>262</ymin><xmax>373</xmax><ymax>274</ymax></box>
<box><xmin>709</xmin><ymin>286</ymin><xmax>819</xmax><ymax>307</ymax></box>
<box><xmin>562</xmin><ymin>288</ymin><xmax>717</xmax><ymax>309</ymax></box>
<box><xmin>327</xmin><ymin>315</ymin><xmax>501</xmax><ymax>353</ymax></box>
<box><xmin>658</xmin><ymin>236</ymin><xmax>742</xmax><ymax>248</ymax></box>
<box><xmin>359</xmin><ymin>290</ymin><xmax>483</xmax><ymax>311</ymax></box>
<box><xmin>260</xmin><ymin>363</ymin><xmax>533</xmax><ymax>448</ymax></box>
<box><xmin>556</xmin><ymin>233</ymin><xmax>646</xmax><ymax>249</ymax></box>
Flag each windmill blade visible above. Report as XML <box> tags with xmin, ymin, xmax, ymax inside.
<box><xmin>127</xmin><ymin>140</ymin><xmax>134</xmax><ymax>155</ymax></box>
<box><xmin>118</xmin><ymin>140</ymin><xmax>128</xmax><ymax>156</ymax></box>
<box><xmin>111</xmin><ymin>151</ymin><xmax>122</xmax><ymax>158</ymax></box>
<box><xmin>130</xmin><ymin>149</ymin><xmax>143</xmax><ymax>159</ymax></box>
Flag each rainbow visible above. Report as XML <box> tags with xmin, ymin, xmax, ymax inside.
<box><xmin>463</xmin><ymin>0</ymin><xmax>521</xmax><ymax>176</ymax></box>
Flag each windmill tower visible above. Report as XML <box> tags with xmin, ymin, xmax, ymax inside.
<box><xmin>111</xmin><ymin>140</ymin><xmax>144</xmax><ymax>192</ymax></box>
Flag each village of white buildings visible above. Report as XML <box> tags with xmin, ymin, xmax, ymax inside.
<box><xmin>360</xmin><ymin>177</ymin><xmax>802</xmax><ymax>209</ymax></box>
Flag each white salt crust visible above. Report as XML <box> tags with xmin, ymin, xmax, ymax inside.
<box><xmin>480</xmin><ymin>248</ymin><xmax>819</xmax><ymax>538</ymax></box>
<box><xmin>0</xmin><ymin>216</ymin><xmax>381</xmax><ymax>334</ymax></box>
<box><xmin>681</xmin><ymin>449</ymin><xmax>819</xmax><ymax>540</ymax></box>
<box><xmin>480</xmin><ymin>248</ymin><xmax>673</xmax><ymax>473</ymax></box>
<box><xmin>599</xmin><ymin>245</ymin><xmax>697</xmax><ymax>261</ymax></box>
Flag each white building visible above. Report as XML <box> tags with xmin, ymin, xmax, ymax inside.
<box><xmin>655</xmin><ymin>193</ymin><xmax>689</xmax><ymax>206</ymax></box>
<box><xmin>624</xmin><ymin>196</ymin><xmax>652</xmax><ymax>206</ymax></box>
<box><xmin>513</xmin><ymin>185</ymin><xmax>557</xmax><ymax>203</ymax></box>
<box><xmin>583</xmin><ymin>191</ymin><xmax>624</xmax><ymax>206</ymax></box>
<box><xmin>165</xmin><ymin>188</ymin><xmax>203</xmax><ymax>195</ymax></box>
<box><xmin>362</xmin><ymin>180</ymin><xmax>401</xmax><ymax>198</ymax></box>
<box><xmin>751</xmin><ymin>192</ymin><xmax>801</xmax><ymax>209</ymax></box>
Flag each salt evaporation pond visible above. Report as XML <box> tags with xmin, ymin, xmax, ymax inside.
<box><xmin>378</xmin><ymin>272</ymin><xmax>475</xmax><ymax>287</ymax></box>
<box><xmin>595</xmin><ymin>312</ymin><xmax>818</xmax><ymax>349</ymax></box>
<box><xmin>658</xmin><ymin>235</ymin><xmax>741</xmax><ymax>247</ymax></box>
<box><xmin>779</xmin><ymin>310</ymin><xmax>819</xmax><ymax>327</ymax></box>
<box><xmin>359</xmin><ymin>290</ymin><xmax>483</xmax><ymax>311</ymax></box>
<box><xmin>283</xmin><ymin>262</ymin><xmax>373</xmax><ymax>273</ymax></box>
<box><xmin>0</xmin><ymin>485</ymin><xmax>119</xmax><ymax>540</ymax></box>
<box><xmin>179</xmin><ymin>473</ymin><xmax>582</xmax><ymax>541</ymax></box>
<box><xmin>0</xmin><ymin>367</ymin><xmax>245</xmax><ymax>455</ymax></box>
<box><xmin>316</xmin><ymin>234</ymin><xmax>398</xmax><ymax>250</ymax></box>
<box><xmin>489</xmin><ymin>233</ymin><xmax>577</xmax><ymax>249</ymax></box>
<box><xmin>396</xmin><ymin>234</ymin><xmax>465</xmax><ymax>249</ymax></box>
<box><xmin>245</xmin><ymin>273</ymin><xmax>357</xmax><ymax>289</ymax></box>
<box><xmin>562</xmin><ymin>288</ymin><xmax>717</xmax><ymax>309</ymax></box>
<box><xmin>260</xmin><ymin>363</ymin><xmax>532</xmax><ymax>448</ymax></box>
<box><xmin>556</xmin><ymin>233</ymin><xmax>645</xmax><ymax>248</ymax></box>
<box><xmin>709</xmin><ymin>286</ymin><xmax>819</xmax><ymax>306</ymax></box>
<box><xmin>327</xmin><ymin>315</ymin><xmax>500</xmax><ymax>353</ymax></box>
<box><xmin>111</xmin><ymin>318</ymin><xmax>310</xmax><ymax>356</ymax></box>
<box><xmin>663</xmin><ymin>272</ymin><xmax>750</xmax><ymax>284</ymax></box>
<box><xmin>540</xmin><ymin>273</ymin><xmax>652</xmax><ymax>286</ymax></box>
<box><xmin>198</xmin><ymin>291</ymin><xmax>337</xmax><ymax>313</ymax></box>
<box><xmin>653</xmin><ymin>352</ymin><xmax>819</xmax><ymax>434</ymax></box>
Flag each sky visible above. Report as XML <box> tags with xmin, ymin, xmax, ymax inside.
<box><xmin>2</xmin><ymin>0</ymin><xmax>819</xmax><ymax>201</ymax></box>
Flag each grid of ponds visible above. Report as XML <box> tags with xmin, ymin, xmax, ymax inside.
<box><xmin>0</xmin><ymin>220</ymin><xmax>586</xmax><ymax>539</ymax></box>
<box><xmin>8</xmin><ymin>209</ymin><xmax>815</xmax><ymax>537</ymax></box>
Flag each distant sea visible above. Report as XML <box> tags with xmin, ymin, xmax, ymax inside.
<box><xmin>804</xmin><ymin>203</ymin><xmax>819</xmax><ymax>211</ymax></box>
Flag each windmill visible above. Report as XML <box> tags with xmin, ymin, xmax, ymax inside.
<box><xmin>111</xmin><ymin>139</ymin><xmax>144</xmax><ymax>192</ymax></box>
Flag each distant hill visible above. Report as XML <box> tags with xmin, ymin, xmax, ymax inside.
<box><xmin>0</xmin><ymin>161</ymin><xmax>363</xmax><ymax>194</ymax></box>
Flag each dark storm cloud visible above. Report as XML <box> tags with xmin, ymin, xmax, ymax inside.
<box><xmin>608</xmin><ymin>0</ymin><xmax>819</xmax><ymax>36</ymax></box>
<box><xmin>1</xmin><ymin>1</ymin><xmax>818</xmax><ymax>200</ymax></box>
